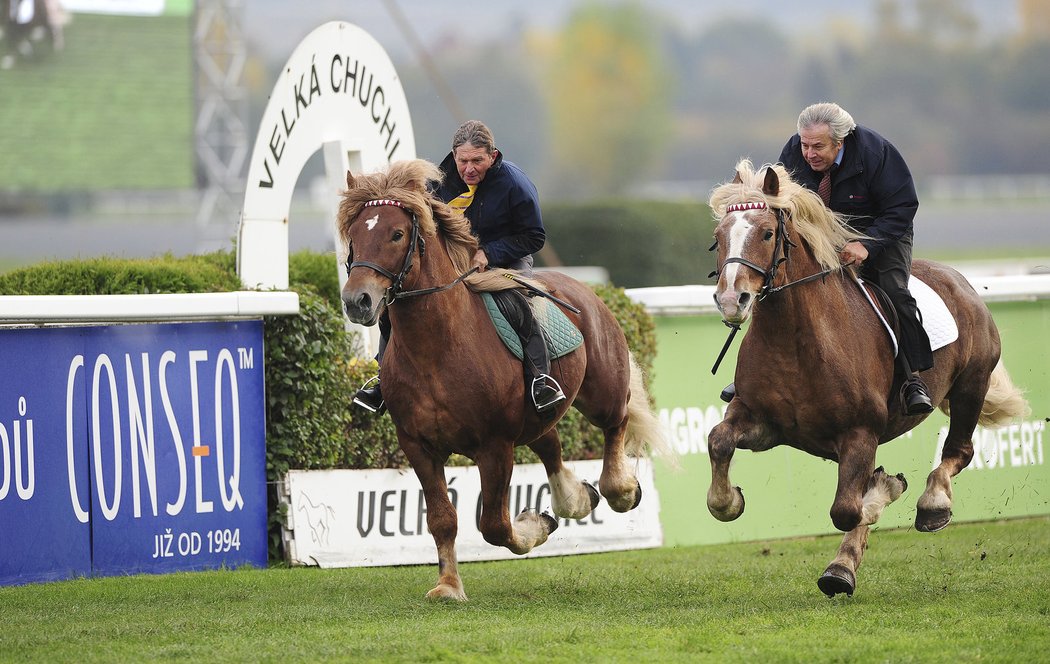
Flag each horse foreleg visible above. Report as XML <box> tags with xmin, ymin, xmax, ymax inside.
<box><xmin>706</xmin><ymin>416</ymin><xmax>747</xmax><ymax>521</ymax></box>
<box><xmin>400</xmin><ymin>437</ymin><xmax>465</xmax><ymax>601</ymax></box>
<box><xmin>598</xmin><ymin>417</ymin><xmax>642</xmax><ymax>513</ymax></box>
<box><xmin>829</xmin><ymin>430</ymin><xmax>880</xmax><ymax>532</ymax></box>
<box><xmin>476</xmin><ymin>447</ymin><xmax>558</xmax><ymax>555</ymax></box>
<box><xmin>819</xmin><ymin>467</ymin><xmax>908</xmax><ymax>597</ymax></box>
<box><xmin>528</xmin><ymin>430</ymin><xmax>599</xmax><ymax>520</ymax></box>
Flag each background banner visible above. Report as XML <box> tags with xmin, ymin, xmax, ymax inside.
<box><xmin>0</xmin><ymin>321</ymin><xmax>268</xmax><ymax>585</ymax></box>
<box><xmin>282</xmin><ymin>459</ymin><xmax>662</xmax><ymax>567</ymax></box>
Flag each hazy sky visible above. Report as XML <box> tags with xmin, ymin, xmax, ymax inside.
<box><xmin>243</xmin><ymin>0</ymin><xmax>1017</xmax><ymax>65</ymax></box>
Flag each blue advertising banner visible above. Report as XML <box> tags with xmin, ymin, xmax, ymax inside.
<box><xmin>0</xmin><ymin>321</ymin><xmax>267</xmax><ymax>586</ymax></box>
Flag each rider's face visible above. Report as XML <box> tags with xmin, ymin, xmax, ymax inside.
<box><xmin>799</xmin><ymin>124</ymin><xmax>842</xmax><ymax>173</ymax></box>
<box><xmin>454</xmin><ymin>144</ymin><xmax>496</xmax><ymax>186</ymax></box>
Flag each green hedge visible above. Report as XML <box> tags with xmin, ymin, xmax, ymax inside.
<box><xmin>1</xmin><ymin>250</ymin><xmax>657</xmax><ymax>558</ymax></box>
<box><xmin>540</xmin><ymin>199</ymin><xmax>718</xmax><ymax>288</ymax></box>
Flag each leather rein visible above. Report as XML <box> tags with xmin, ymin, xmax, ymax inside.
<box><xmin>708</xmin><ymin>200</ymin><xmax>844</xmax><ymax>375</ymax></box>
<box><xmin>345</xmin><ymin>199</ymin><xmax>477</xmax><ymax>306</ymax></box>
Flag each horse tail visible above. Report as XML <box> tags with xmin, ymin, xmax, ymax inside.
<box><xmin>976</xmin><ymin>360</ymin><xmax>1031</xmax><ymax>427</ymax></box>
<box><xmin>624</xmin><ymin>353</ymin><xmax>677</xmax><ymax>468</ymax></box>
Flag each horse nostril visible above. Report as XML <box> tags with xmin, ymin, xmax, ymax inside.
<box><xmin>738</xmin><ymin>292</ymin><xmax>752</xmax><ymax>308</ymax></box>
<box><xmin>358</xmin><ymin>293</ymin><xmax>372</xmax><ymax>311</ymax></box>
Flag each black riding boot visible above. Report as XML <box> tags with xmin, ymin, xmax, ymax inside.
<box><xmin>353</xmin><ymin>376</ymin><xmax>385</xmax><ymax>414</ymax></box>
<box><xmin>353</xmin><ymin>313</ymin><xmax>389</xmax><ymax>414</ymax></box>
<box><xmin>720</xmin><ymin>382</ymin><xmax>736</xmax><ymax>403</ymax></box>
<box><xmin>897</xmin><ymin>353</ymin><xmax>933</xmax><ymax>416</ymax></box>
<box><xmin>495</xmin><ymin>291</ymin><xmax>566</xmax><ymax>413</ymax></box>
<box><xmin>522</xmin><ymin>316</ymin><xmax>565</xmax><ymax>412</ymax></box>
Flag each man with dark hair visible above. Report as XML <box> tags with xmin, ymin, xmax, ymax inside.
<box><xmin>353</xmin><ymin>120</ymin><xmax>565</xmax><ymax>414</ymax></box>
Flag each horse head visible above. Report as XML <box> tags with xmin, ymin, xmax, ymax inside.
<box><xmin>710</xmin><ymin>165</ymin><xmax>783</xmax><ymax>324</ymax></box>
<box><xmin>337</xmin><ymin>161</ymin><xmax>443</xmax><ymax>325</ymax></box>
<box><xmin>337</xmin><ymin>160</ymin><xmax>482</xmax><ymax>326</ymax></box>
<box><xmin>341</xmin><ymin>194</ymin><xmax>422</xmax><ymax>325</ymax></box>
<box><xmin>709</xmin><ymin>160</ymin><xmax>859</xmax><ymax>325</ymax></box>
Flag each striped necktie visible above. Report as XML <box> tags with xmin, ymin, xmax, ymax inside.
<box><xmin>817</xmin><ymin>169</ymin><xmax>832</xmax><ymax>207</ymax></box>
<box><xmin>449</xmin><ymin>184</ymin><xmax>477</xmax><ymax>212</ymax></box>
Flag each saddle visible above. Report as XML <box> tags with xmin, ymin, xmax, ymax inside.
<box><xmin>481</xmin><ymin>290</ymin><xmax>583</xmax><ymax>361</ymax></box>
<box><xmin>853</xmin><ymin>274</ymin><xmax>959</xmax><ymax>357</ymax></box>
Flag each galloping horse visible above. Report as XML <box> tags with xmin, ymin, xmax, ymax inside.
<box><xmin>707</xmin><ymin>160</ymin><xmax>1029</xmax><ymax>597</ymax></box>
<box><xmin>338</xmin><ymin>159</ymin><xmax>668</xmax><ymax>600</ymax></box>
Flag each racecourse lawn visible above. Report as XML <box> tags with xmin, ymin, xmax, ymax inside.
<box><xmin>1</xmin><ymin>516</ymin><xmax>1048</xmax><ymax>663</ymax></box>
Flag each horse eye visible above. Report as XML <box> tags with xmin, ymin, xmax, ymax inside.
<box><xmin>763</xmin><ymin>230</ymin><xmax>774</xmax><ymax>241</ymax></box>
<box><xmin>392</xmin><ymin>230</ymin><xmax>405</xmax><ymax>242</ymax></box>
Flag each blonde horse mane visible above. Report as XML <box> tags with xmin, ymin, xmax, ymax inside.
<box><xmin>709</xmin><ymin>159</ymin><xmax>866</xmax><ymax>272</ymax></box>
<box><xmin>337</xmin><ymin>159</ymin><xmax>543</xmax><ymax>294</ymax></box>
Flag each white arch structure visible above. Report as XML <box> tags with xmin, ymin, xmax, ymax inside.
<box><xmin>238</xmin><ymin>21</ymin><xmax>416</xmax><ymax>292</ymax></box>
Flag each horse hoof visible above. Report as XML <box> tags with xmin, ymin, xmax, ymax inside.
<box><xmin>896</xmin><ymin>472</ymin><xmax>908</xmax><ymax>493</ymax></box>
<box><xmin>708</xmin><ymin>486</ymin><xmax>745</xmax><ymax>522</ymax></box>
<box><xmin>425</xmin><ymin>583</ymin><xmax>467</xmax><ymax>602</ymax></box>
<box><xmin>817</xmin><ymin>564</ymin><xmax>855</xmax><ymax>598</ymax></box>
<box><xmin>915</xmin><ymin>507</ymin><xmax>952</xmax><ymax>532</ymax></box>
<box><xmin>583</xmin><ymin>480</ymin><xmax>600</xmax><ymax>510</ymax></box>
<box><xmin>539</xmin><ymin>510</ymin><xmax>559</xmax><ymax>534</ymax></box>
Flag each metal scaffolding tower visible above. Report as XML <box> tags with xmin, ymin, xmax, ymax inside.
<box><xmin>194</xmin><ymin>0</ymin><xmax>248</xmax><ymax>252</ymax></box>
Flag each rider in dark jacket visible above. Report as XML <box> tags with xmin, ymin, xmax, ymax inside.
<box><xmin>435</xmin><ymin>149</ymin><xmax>545</xmax><ymax>271</ymax></box>
<box><xmin>353</xmin><ymin>120</ymin><xmax>564</xmax><ymax>415</ymax></box>
<box><xmin>777</xmin><ymin>103</ymin><xmax>934</xmax><ymax>416</ymax></box>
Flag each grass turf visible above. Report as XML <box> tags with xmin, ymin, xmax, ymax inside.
<box><xmin>1</xmin><ymin>515</ymin><xmax>1047</xmax><ymax>662</ymax></box>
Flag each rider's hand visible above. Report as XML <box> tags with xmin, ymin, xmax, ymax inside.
<box><xmin>472</xmin><ymin>248</ymin><xmax>489</xmax><ymax>272</ymax></box>
<box><xmin>840</xmin><ymin>241</ymin><xmax>868</xmax><ymax>266</ymax></box>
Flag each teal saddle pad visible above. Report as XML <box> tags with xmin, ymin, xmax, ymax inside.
<box><xmin>480</xmin><ymin>292</ymin><xmax>583</xmax><ymax>361</ymax></box>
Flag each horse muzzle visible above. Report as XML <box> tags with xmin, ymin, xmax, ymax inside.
<box><xmin>715</xmin><ymin>287</ymin><xmax>755</xmax><ymax>325</ymax></box>
<box><xmin>341</xmin><ymin>285</ymin><xmax>387</xmax><ymax>326</ymax></box>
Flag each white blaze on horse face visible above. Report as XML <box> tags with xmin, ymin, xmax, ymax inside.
<box><xmin>365</xmin><ymin>213</ymin><xmax>380</xmax><ymax>231</ymax></box>
<box><xmin>723</xmin><ymin>212</ymin><xmax>753</xmax><ymax>284</ymax></box>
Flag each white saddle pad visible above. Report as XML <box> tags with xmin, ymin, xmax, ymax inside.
<box><xmin>856</xmin><ymin>275</ymin><xmax>959</xmax><ymax>357</ymax></box>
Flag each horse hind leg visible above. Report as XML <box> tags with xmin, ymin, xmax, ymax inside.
<box><xmin>819</xmin><ymin>467</ymin><xmax>908</xmax><ymax>597</ymax></box>
<box><xmin>528</xmin><ymin>430</ymin><xmax>599</xmax><ymax>520</ymax></box>
<box><xmin>596</xmin><ymin>416</ymin><xmax>644</xmax><ymax>513</ymax></box>
<box><xmin>916</xmin><ymin>376</ymin><xmax>984</xmax><ymax>532</ymax></box>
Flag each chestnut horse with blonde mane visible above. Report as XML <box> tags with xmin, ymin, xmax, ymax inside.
<box><xmin>707</xmin><ymin>160</ymin><xmax>1029</xmax><ymax>597</ymax></box>
<box><xmin>337</xmin><ymin>159</ymin><xmax>668</xmax><ymax>601</ymax></box>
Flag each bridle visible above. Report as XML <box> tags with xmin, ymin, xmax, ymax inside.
<box><xmin>345</xmin><ymin>199</ymin><xmax>477</xmax><ymax>306</ymax></box>
<box><xmin>710</xmin><ymin>201</ymin><xmax>795</xmax><ymax>301</ymax></box>
<box><xmin>708</xmin><ymin>199</ymin><xmax>845</xmax><ymax>374</ymax></box>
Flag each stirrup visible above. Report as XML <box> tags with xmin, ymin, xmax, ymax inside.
<box><xmin>353</xmin><ymin>375</ymin><xmax>385</xmax><ymax>414</ymax></box>
<box><xmin>532</xmin><ymin>374</ymin><xmax>566</xmax><ymax>412</ymax></box>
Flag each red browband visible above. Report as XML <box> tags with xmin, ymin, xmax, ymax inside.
<box><xmin>725</xmin><ymin>201</ymin><xmax>767</xmax><ymax>213</ymax></box>
<box><xmin>364</xmin><ymin>199</ymin><xmax>406</xmax><ymax>209</ymax></box>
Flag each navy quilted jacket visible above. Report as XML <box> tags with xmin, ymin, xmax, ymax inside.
<box><xmin>779</xmin><ymin>124</ymin><xmax>918</xmax><ymax>259</ymax></box>
<box><xmin>435</xmin><ymin>151</ymin><xmax>546</xmax><ymax>267</ymax></box>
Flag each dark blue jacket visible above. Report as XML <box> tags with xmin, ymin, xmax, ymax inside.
<box><xmin>778</xmin><ymin>125</ymin><xmax>918</xmax><ymax>259</ymax></box>
<box><xmin>436</xmin><ymin>151</ymin><xmax>546</xmax><ymax>268</ymax></box>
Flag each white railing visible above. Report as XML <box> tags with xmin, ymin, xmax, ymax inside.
<box><xmin>0</xmin><ymin>291</ymin><xmax>299</xmax><ymax>325</ymax></box>
<box><xmin>627</xmin><ymin>274</ymin><xmax>1050</xmax><ymax>317</ymax></box>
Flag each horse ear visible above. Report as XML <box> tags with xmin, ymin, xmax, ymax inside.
<box><xmin>762</xmin><ymin>167</ymin><xmax>779</xmax><ymax>197</ymax></box>
<box><xmin>346</xmin><ymin>170</ymin><xmax>355</xmax><ymax>190</ymax></box>
<box><xmin>732</xmin><ymin>171</ymin><xmax>743</xmax><ymax>185</ymax></box>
